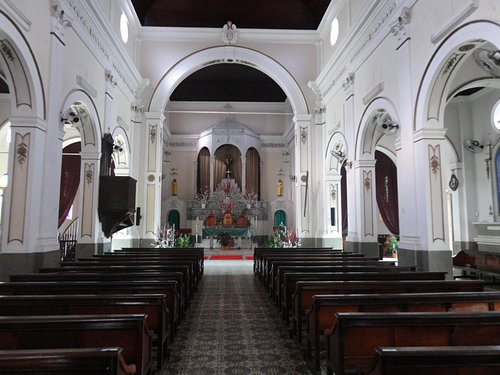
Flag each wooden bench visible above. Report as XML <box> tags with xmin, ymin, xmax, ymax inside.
<box><xmin>453</xmin><ymin>250</ymin><xmax>500</xmax><ymax>283</ymax></box>
<box><xmin>0</xmin><ymin>280</ymin><xmax>180</xmax><ymax>339</ymax></box>
<box><xmin>89</xmin><ymin>254</ymin><xmax>202</xmax><ymax>284</ymax></box>
<box><xmin>0</xmin><ymin>347</ymin><xmax>135</xmax><ymax>375</ymax></box>
<box><xmin>120</xmin><ymin>247</ymin><xmax>204</xmax><ymax>278</ymax></box>
<box><xmin>254</xmin><ymin>248</ymin><xmax>361</xmax><ymax>276</ymax></box>
<box><xmin>278</xmin><ymin>269</ymin><xmax>438</xmax><ymax>320</ymax></box>
<box><xmin>0</xmin><ymin>314</ymin><xmax>152</xmax><ymax>375</ymax></box>
<box><xmin>361</xmin><ymin>345</ymin><xmax>500</xmax><ymax>375</ymax></box>
<box><xmin>264</xmin><ymin>258</ymin><xmax>391</xmax><ymax>290</ymax></box>
<box><xmin>52</xmin><ymin>262</ymin><xmax>194</xmax><ymax>300</ymax></box>
<box><xmin>325</xmin><ymin>311</ymin><xmax>500</xmax><ymax>375</ymax></box>
<box><xmin>0</xmin><ymin>294</ymin><xmax>169</xmax><ymax>370</ymax></box>
<box><xmin>306</xmin><ymin>289</ymin><xmax>498</xmax><ymax>372</ymax></box>
<box><xmin>66</xmin><ymin>260</ymin><xmax>196</xmax><ymax>291</ymax></box>
<box><xmin>260</xmin><ymin>254</ymin><xmax>374</xmax><ymax>283</ymax></box>
<box><xmin>10</xmin><ymin>271</ymin><xmax>187</xmax><ymax>322</ymax></box>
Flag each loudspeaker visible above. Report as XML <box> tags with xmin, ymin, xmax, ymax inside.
<box><xmin>330</xmin><ymin>207</ymin><xmax>335</xmax><ymax>226</ymax></box>
<box><xmin>136</xmin><ymin>207</ymin><xmax>141</xmax><ymax>226</ymax></box>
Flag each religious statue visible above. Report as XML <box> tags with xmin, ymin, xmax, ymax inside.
<box><xmin>171</xmin><ymin>178</ymin><xmax>177</xmax><ymax>196</ymax></box>
<box><xmin>277</xmin><ymin>179</ymin><xmax>283</xmax><ymax>196</ymax></box>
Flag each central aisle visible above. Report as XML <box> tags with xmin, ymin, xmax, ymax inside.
<box><xmin>164</xmin><ymin>259</ymin><xmax>310</xmax><ymax>374</ymax></box>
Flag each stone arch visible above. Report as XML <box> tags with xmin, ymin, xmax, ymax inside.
<box><xmin>0</xmin><ymin>10</ymin><xmax>45</xmax><ymax>119</ymax></box>
<box><xmin>149</xmin><ymin>46</ymin><xmax>308</xmax><ymax>115</ymax></box>
<box><xmin>356</xmin><ymin>97</ymin><xmax>400</xmax><ymax>160</ymax></box>
<box><xmin>415</xmin><ymin>20</ymin><xmax>500</xmax><ymax>132</ymax></box>
<box><xmin>61</xmin><ymin>90</ymin><xmax>102</xmax><ymax>153</ymax></box>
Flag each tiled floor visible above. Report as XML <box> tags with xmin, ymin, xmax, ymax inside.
<box><xmin>162</xmin><ymin>259</ymin><xmax>311</xmax><ymax>374</ymax></box>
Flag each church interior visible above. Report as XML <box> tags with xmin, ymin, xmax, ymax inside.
<box><xmin>0</xmin><ymin>0</ymin><xmax>500</xmax><ymax>374</ymax></box>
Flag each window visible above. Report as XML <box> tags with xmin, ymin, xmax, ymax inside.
<box><xmin>120</xmin><ymin>13</ymin><xmax>129</xmax><ymax>43</ymax></box>
<box><xmin>330</xmin><ymin>18</ymin><xmax>339</xmax><ymax>46</ymax></box>
<box><xmin>492</xmin><ymin>98</ymin><xmax>500</xmax><ymax>131</ymax></box>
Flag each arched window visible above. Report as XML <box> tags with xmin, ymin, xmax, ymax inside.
<box><xmin>167</xmin><ymin>210</ymin><xmax>180</xmax><ymax>231</ymax></box>
<box><xmin>245</xmin><ymin>147</ymin><xmax>260</xmax><ymax>197</ymax></box>
<box><xmin>274</xmin><ymin>210</ymin><xmax>286</xmax><ymax>227</ymax></box>
<box><xmin>197</xmin><ymin>147</ymin><xmax>210</xmax><ymax>193</ymax></box>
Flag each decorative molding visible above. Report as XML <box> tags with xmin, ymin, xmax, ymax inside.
<box><xmin>389</xmin><ymin>6</ymin><xmax>411</xmax><ymax>43</ymax></box>
<box><xmin>15</xmin><ymin>133</ymin><xmax>29</xmax><ymax>165</ymax></box>
<box><xmin>167</xmin><ymin>141</ymin><xmax>197</xmax><ymax>148</ymax></box>
<box><xmin>149</xmin><ymin>125</ymin><xmax>157</xmax><ymax>144</ymax></box>
<box><xmin>362</xmin><ymin>82</ymin><xmax>384</xmax><ymax>105</ymax></box>
<box><xmin>85</xmin><ymin>166</ymin><xmax>93</xmax><ymax>184</ymax></box>
<box><xmin>76</xmin><ymin>75</ymin><xmax>97</xmax><ymax>98</ymax></box>
<box><xmin>342</xmin><ymin>72</ymin><xmax>355</xmax><ymax>97</ymax></box>
<box><xmin>363</xmin><ymin>170</ymin><xmax>372</xmax><ymax>191</ymax></box>
<box><xmin>222</xmin><ymin>21</ymin><xmax>238</xmax><ymax>45</ymax></box>
<box><xmin>300</xmin><ymin>126</ymin><xmax>308</xmax><ymax>144</ymax></box>
<box><xmin>428</xmin><ymin>144</ymin><xmax>445</xmax><ymax>242</ymax></box>
<box><xmin>0</xmin><ymin>38</ymin><xmax>32</xmax><ymax>109</ymax></box>
<box><xmin>0</xmin><ymin>0</ymin><xmax>32</xmax><ymax>31</ymax></box>
<box><xmin>431</xmin><ymin>0</ymin><xmax>478</xmax><ymax>44</ymax></box>
<box><xmin>63</xmin><ymin>0</ymin><xmax>143</xmax><ymax>100</ymax></box>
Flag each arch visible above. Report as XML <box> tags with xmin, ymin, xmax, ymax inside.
<box><xmin>61</xmin><ymin>90</ymin><xmax>102</xmax><ymax>153</ymax></box>
<box><xmin>0</xmin><ymin>10</ymin><xmax>45</xmax><ymax>119</ymax></box>
<box><xmin>149</xmin><ymin>46</ymin><xmax>308</xmax><ymax>115</ymax></box>
<box><xmin>415</xmin><ymin>20</ymin><xmax>500</xmax><ymax>132</ymax></box>
<box><xmin>167</xmin><ymin>209</ymin><xmax>180</xmax><ymax>230</ymax></box>
<box><xmin>356</xmin><ymin>97</ymin><xmax>400</xmax><ymax>160</ymax></box>
<box><xmin>274</xmin><ymin>210</ymin><xmax>287</xmax><ymax>227</ymax></box>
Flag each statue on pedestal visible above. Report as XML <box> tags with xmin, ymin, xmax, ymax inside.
<box><xmin>224</xmin><ymin>154</ymin><xmax>232</xmax><ymax>178</ymax></box>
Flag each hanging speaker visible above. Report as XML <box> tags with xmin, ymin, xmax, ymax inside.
<box><xmin>136</xmin><ymin>207</ymin><xmax>141</xmax><ymax>226</ymax></box>
<box><xmin>330</xmin><ymin>207</ymin><xmax>335</xmax><ymax>226</ymax></box>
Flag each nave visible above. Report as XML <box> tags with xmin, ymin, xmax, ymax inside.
<box><xmin>165</xmin><ymin>259</ymin><xmax>310</xmax><ymax>375</ymax></box>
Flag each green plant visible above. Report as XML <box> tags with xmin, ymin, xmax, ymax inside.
<box><xmin>264</xmin><ymin>231</ymin><xmax>284</xmax><ymax>248</ymax></box>
<box><xmin>216</xmin><ymin>231</ymin><xmax>232</xmax><ymax>247</ymax></box>
<box><xmin>383</xmin><ymin>235</ymin><xmax>399</xmax><ymax>255</ymax></box>
<box><xmin>175</xmin><ymin>234</ymin><xmax>192</xmax><ymax>248</ymax></box>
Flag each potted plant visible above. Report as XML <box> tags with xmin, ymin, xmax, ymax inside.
<box><xmin>383</xmin><ymin>235</ymin><xmax>399</xmax><ymax>258</ymax></box>
<box><xmin>216</xmin><ymin>231</ymin><xmax>233</xmax><ymax>249</ymax></box>
<box><xmin>175</xmin><ymin>233</ymin><xmax>192</xmax><ymax>248</ymax></box>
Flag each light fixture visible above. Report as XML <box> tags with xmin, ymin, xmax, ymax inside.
<box><xmin>330</xmin><ymin>18</ymin><xmax>339</xmax><ymax>46</ymax></box>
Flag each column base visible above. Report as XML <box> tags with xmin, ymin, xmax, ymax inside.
<box><xmin>397</xmin><ymin>248</ymin><xmax>453</xmax><ymax>279</ymax></box>
<box><xmin>344</xmin><ymin>241</ymin><xmax>379</xmax><ymax>258</ymax></box>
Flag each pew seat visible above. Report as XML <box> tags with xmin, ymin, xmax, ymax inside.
<box><xmin>0</xmin><ymin>314</ymin><xmax>152</xmax><ymax>375</ymax></box>
<box><xmin>361</xmin><ymin>345</ymin><xmax>500</xmax><ymax>375</ymax></box>
<box><xmin>0</xmin><ymin>347</ymin><xmax>135</xmax><ymax>375</ymax></box>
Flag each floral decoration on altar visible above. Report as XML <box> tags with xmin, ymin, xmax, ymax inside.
<box><xmin>264</xmin><ymin>222</ymin><xmax>300</xmax><ymax>248</ymax></box>
<box><xmin>241</xmin><ymin>190</ymin><xmax>258</xmax><ymax>208</ymax></box>
<box><xmin>196</xmin><ymin>185</ymin><xmax>210</xmax><ymax>207</ymax></box>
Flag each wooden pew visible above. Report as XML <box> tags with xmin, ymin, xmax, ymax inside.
<box><xmin>0</xmin><ymin>314</ymin><xmax>152</xmax><ymax>375</ymax></box>
<box><xmin>259</xmin><ymin>254</ymin><xmax>374</xmax><ymax>282</ymax></box>
<box><xmin>264</xmin><ymin>258</ymin><xmax>390</xmax><ymax>290</ymax></box>
<box><xmin>0</xmin><ymin>294</ymin><xmax>169</xmax><ymax>369</ymax></box>
<box><xmin>306</xmin><ymin>289</ymin><xmax>497</xmax><ymax>371</ymax></box>
<box><xmin>278</xmin><ymin>269</ymin><xmax>442</xmax><ymax>320</ymax></box>
<box><xmin>10</xmin><ymin>271</ymin><xmax>187</xmax><ymax>321</ymax></box>
<box><xmin>253</xmin><ymin>247</ymin><xmax>356</xmax><ymax>275</ymax></box>
<box><xmin>453</xmin><ymin>250</ymin><xmax>500</xmax><ymax>283</ymax></box>
<box><xmin>65</xmin><ymin>260</ymin><xmax>196</xmax><ymax>292</ymax></box>
<box><xmin>325</xmin><ymin>311</ymin><xmax>500</xmax><ymax>375</ymax></box>
<box><xmin>0</xmin><ymin>347</ymin><xmax>135</xmax><ymax>375</ymax></box>
<box><xmin>89</xmin><ymin>253</ymin><xmax>202</xmax><ymax>284</ymax></box>
<box><xmin>254</xmin><ymin>248</ymin><xmax>362</xmax><ymax>276</ymax></box>
<box><xmin>50</xmin><ymin>262</ymin><xmax>194</xmax><ymax>301</ymax></box>
<box><xmin>0</xmin><ymin>280</ymin><xmax>180</xmax><ymax>339</ymax></box>
<box><xmin>121</xmin><ymin>247</ymin><xmax>204</xmax><ymax>277</ymax></box>
<box><xmin>361</xmin><ymin>345</ymin><xmax>500</xmax><ymax>375</ymax></box>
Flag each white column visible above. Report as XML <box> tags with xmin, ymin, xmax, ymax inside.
<box><xmin>141</xmin><ymin>112</ymin><xmax>164</xmax><ymax>242</ymax></box>
<box><xmin>1</xmin><ymin>117</ymin><xmax>48</xmax><ymax>253</ymax></box>
<box><xmin>293</xmin><ymin>114</ymin><xmax>313</xmax><ymax>240</ymax></box>
<box><xmin>210</xmin><ymin>155</ymin><xmax>215</xmax><ymax>192</ymax></box>
<box><xmin>241</xmin><ymin>156</ymin><xmax>246</xmax><ymax>192</ymax></box>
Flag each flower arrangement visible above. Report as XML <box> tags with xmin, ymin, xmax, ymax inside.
<box><xmin>383</xmin><ymin>235</ymin><xmax>399</xmax><ymax>257</ymax></box>
<box><xmin>241</xmin><ymin>190</ymin><xmax>258</xmax><ymax>208</ymax></box>
<box><xmin>196</xmin><ymin>185</ymin><xmax>210</xmax><ymax>206</ymax></box>
<box><xmin>264</xmin><ymin>223</ymin><xmax>300</xmax><ymax>248</ymax></box>
<box><xmin>175</xmin><ymin>233</ymin><xmax>193</xmax><ymax>248</ymax></box>
<box><xmin>154</xmin><ymin>224</ymin><xmax>176</xmax><ymax>248</ymax></box>
<box><xmin>216</xmin><ymin>231</ymin><xmax>233</xmax><ymax>247</ymax></box>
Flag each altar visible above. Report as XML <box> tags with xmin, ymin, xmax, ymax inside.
<box><xmin>202</xmin><ymin>227</ymin><xmax>250</xmax><ymax>238</ymax></box>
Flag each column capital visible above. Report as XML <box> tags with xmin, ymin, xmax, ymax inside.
<box><xmin>353</xmin><ymin>159</ymin><xmax>376</xmax><ymax>169</ymax></box>
<box><xmin>144</xmin><ymin>111</ymin><xmax>166</xmax><ymax>123</ymax></box>
<box><xmin>413</xmin><ymin>128</ymin><xmax>447</xmax><ymax>142</ymax></box>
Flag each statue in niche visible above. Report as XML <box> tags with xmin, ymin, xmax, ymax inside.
<box><xmin>171</xmin><ymin>178</ymin><xmax>177</xmax><ymax>196</ymax></box>
<box><xmin>224</xmin><ymin>154</ymin><xmax>233</xmax><ymax>177</ymax></box>
<box><xmin>277</xmin><ymin>179</ymin><xmax>284</xmax><ymax>197</ymax></box>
